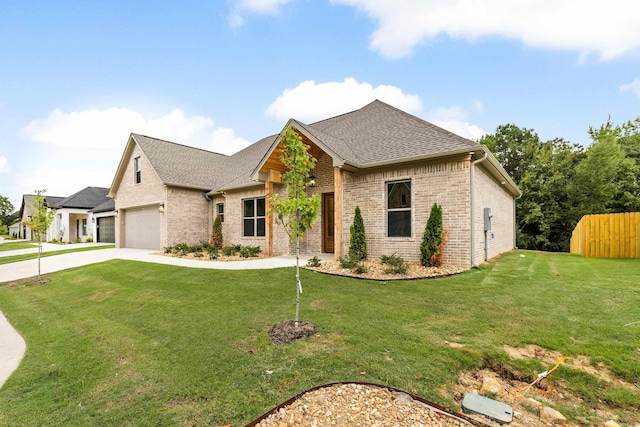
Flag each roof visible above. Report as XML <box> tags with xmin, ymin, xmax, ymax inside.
<box><xmin>110</xmin><ymin>100</ymin><xmax>520</xmax><ymax>197</ymax></box>
<box><xmin>132</xmin><ymin>134</ymin><xmax>228</xmax><ymax>189</ymax></box>
<box><xmin>90</xmin><ymin>198</ymin><xmax>115</xmax><ymax>213</ymax></box>
<box><xmin>51</xmin><ymin>187</ymin><xmax>110</xmax><ymax>209</ymax></box>
<box><xmin>19</xmin><ymin>194</ymin><xmax>66</xmax><ymax>218</ymax></box>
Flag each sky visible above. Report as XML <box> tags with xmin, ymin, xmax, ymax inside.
<box><xmin>1</xmin><ymin>0</ymin><xmax>639</xmax><ymax>210</ymax></box>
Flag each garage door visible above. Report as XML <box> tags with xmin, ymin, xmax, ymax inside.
<box><xmin>97</xmin><ymin>216</ymin><xmax>115</xmax><ymax>243</ymax></box>
<box><xmin>124</xmin><ymin>208</ymin><xmax>161</xmax><ymax>250</ymax></box>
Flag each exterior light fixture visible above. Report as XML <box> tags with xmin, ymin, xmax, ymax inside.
<box><xmin>308</xmin><ymin>174</ymin><xmax>317</xmax><ymax>188</ymax></box>
<box><xmin>158</xmin><ymin>204</ymin><xmax>165</xmax><ymax>213</ymax></box>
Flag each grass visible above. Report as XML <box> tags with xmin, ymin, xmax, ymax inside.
<box><xmin>0</xmin><ymin>250</ymin><xmax>638</xmax><ymax>426</ymax></box>
<box><xmin>0</xmin><ymin>245</ymin><xmax>115</xmax><ymax>265</ymax></box>
<box><xmin>0</xmin><ymin>241</ymin><xmax>37</xmax><ymax>251</ymax></box>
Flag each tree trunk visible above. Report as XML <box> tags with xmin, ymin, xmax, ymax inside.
<box><xmin>295</xmin><ymin>237</ymin><xmax>301</xmax><ymax>327</ymax></box>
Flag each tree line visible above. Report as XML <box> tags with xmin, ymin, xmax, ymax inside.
<box><xmin>480</xmin><ymin>117</ymin><xmax>640</xmax><ymax>252</ymax></box>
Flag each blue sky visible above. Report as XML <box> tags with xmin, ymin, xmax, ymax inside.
<box><xmin>1</xmin><ymin>0</ymin><xmax>639</xmax><ymax>209</ymax></box>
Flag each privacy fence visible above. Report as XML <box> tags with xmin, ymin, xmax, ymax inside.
<box><xmin>570</xmin><ymin>212</ymin><xmax>640</xmax><ymax>258</ymax></box>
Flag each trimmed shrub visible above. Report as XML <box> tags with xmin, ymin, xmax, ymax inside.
<box><xmin>420</xmin><ymin>203</ymin><xmax>443</xmax><ymax>267</ymax></box>
<box><xmin>380</xmin><ymin>253</ymin><xmax>408</xmax><ymax>275</ymax></box>
<box><xmin>86</xmin><ymin>236</ymin><xmax>94</xmax><ymax>243</ymax></box>
<box><xmin>210</xmin><ymin>214</ymin><xmax>223</xmax><ymax>249</ymax></box>
<box><xmin>306</xmin><ymin>256</ymin><xmax>322</xmax><ymax>267</ymax></box>
<box><xmin>339</xmin><ymin>256</ymin><xmax>357</xmax><ymax>269</ymax></box>
<box><xmin>349</xmin><ymin>206</ymin><xmax>367</xmax><ymax>261</ymax></box>
<box><xmin>239</xmin><ymin>246</ymin><xmax>261</xmax><ymax>258</ymax></box>
<box><xmin>221</xmin><ymin>245</ymin><xmax>239</xmax><ymax>256</ymax></box>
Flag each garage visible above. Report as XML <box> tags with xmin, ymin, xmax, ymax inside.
<box><xmin>96</xmin><ymin>216</ymin><xmax>115</xmax><ymax>243</ymax></box>
<box><xmin>124</xmin><ymin>208</ymin><xmax>161</xmax><ymax>250</ymax></box>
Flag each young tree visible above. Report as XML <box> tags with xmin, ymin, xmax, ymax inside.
<box><xmin>420</xmin><ymin>203</ymin><xmax>443</xmax><ymax>267</ymax></box>
<box><xmin>349</xmin><ymin>206</ymin><xmax>367</xmax><ymax>261</ymax></box>
<box><xmin>23</xmin><ymin>190</ymin><xmax>55</xmax><ymax>280</ymax></box>
<box><xmin>0</xmin><ymin>195</ymin><xmax>15</xmax><ymax>228</ymax></box>
<box><xmin>271</xmin><ymin>127</ymin><xmax>321</xmax><ymax>326</ymax></box>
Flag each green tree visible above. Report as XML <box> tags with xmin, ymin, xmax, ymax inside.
<box><xmin>479</xmin><ymin>124</ymin><xmax>542</xmax><ymax>183</ymax></box>
<box><xmin>271</xmin><ymin>127</ymin><xmax>321</xmax><ymax>326</ymax></box>
<box><xmin>210</xmin><ymin>214</ymin><xmax>223</xmax><ymax>249</ymax></box>
<box><xmin>0</xmin><ymin>195</ymin><xmax>15</xmax><ymax>227</ymax></box>
<box><xmin>420</xmin><ymin>203</ymin><xmax>443</xmax><ymax>267</ymax></box>
<box><xmin>23</xmin><ymin>190</ymin><xmax>55</xmax><ymax>280</ymax></box>
<box><xmin>349</xmin><ymin>206</ymin><xmax>367</xmax><ymax>261</ymax></box>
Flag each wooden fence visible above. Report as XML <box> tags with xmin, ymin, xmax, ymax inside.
<box><xmin>570</xmin><ymin>212</ymin><xmax>640</xmax><ymax>258</ymax></box>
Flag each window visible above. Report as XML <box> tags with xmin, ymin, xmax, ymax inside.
<box><xmin>216</xmin><ymin>203</ymin><xmax>224</xmax><ymax>222</ymax></box>
<box><xmin>243</xmin><ymin>198</ymin><xmax>265</xmax><ymax>237</ymax></box>
<box><xmin>82</xmin><ymin>219</ymin><xmax>88</xmax><ymax>236</ymax></box>
<box><xmin>134</xmin><ymin>157</ymin><xmax>142</xmax><ymax>184</ymax></box>
<box><xmin>387</xmin><ymin>180</ymin><xmax>411</xmax><ymax>237</ymax></box>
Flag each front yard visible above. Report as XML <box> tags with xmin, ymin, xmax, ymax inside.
<box><xmin>0</xmin><ymin>251</ymin><xmax>638</xmax><ymax>426</ymax></box>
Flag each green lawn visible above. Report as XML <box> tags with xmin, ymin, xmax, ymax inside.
<box><xmin>0</xmin><ymin>244</ymin><xmax>115</xmax><ymax>265</ymax></box>
<box><xmin>0</xmin><ymin>241</ymin><xmax>36</xmax><ymax>251</ymax></box>
<box><xmin>0</xmin><ymin>251</ymin><xmax>638</xmax><ymax>426</ymax></box>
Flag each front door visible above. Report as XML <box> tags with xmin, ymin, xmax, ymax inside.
<box><xmin>322</xmin><ymin>193</ymin><xmax>335</xmax><ymax>253</ymax></box>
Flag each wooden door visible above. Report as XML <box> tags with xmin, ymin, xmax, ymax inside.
<box><xmin>322</xmin><ymin>193</ymin><xmax>335</xmax><ymax>253</ymax></box>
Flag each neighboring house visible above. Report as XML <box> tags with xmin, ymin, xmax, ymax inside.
<box><xmin>17</xmin><ymin>187</ymin><xmax>116</xmax><ymax>243</ymax></box>
<box><xmin>8</xmin><ymin>221</ymin><xmax>20</xmax><ymax>237</ymax></box>
<box><xmin>109</xmin><ymin>100</ymin><xmax>521</xmax><ymax>267</ymax></box>
<box><xmin>17</xmin><ymin>194</ymin><xmax>65</xmax><ymax>240</ymax></box>
<box><xmin>48</xmin><ymin>187</ymin><xmax>115</xmax><ymax>243</ymax></box>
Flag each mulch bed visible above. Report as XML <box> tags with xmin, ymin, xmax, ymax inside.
<box><xmin>305</xmin><ymin>260</ymin><xmax>466</xmax><ymax>280</ymax></box>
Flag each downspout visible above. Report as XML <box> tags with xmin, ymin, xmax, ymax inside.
<box><xmin>469</xmin><ymin>150</ymin><xmax>487</xmax><ymax>268</ymax></box>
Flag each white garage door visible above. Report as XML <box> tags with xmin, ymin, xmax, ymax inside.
<box><xmin>124</xmin><ymin>208</ymin><xmax>161</xmax><ymax>250</ymax></box>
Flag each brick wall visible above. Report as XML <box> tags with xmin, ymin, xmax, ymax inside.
<box><xmin>472</xmin><ymin>165</ymin><xmax>516</xmax><ymax>264</ymax></box>
<box><xmin>166</xmin><ymin>187</ymin><xmax>210</xmax><ymax>247</ymax></box>
<box><xmin>340</xmin><ymin>156</ymin><xmax>472</xmax><ymax>266</ymax></box>
<box><xmin>112</xmin><ymin>143</ymin><xmax>166</xmax><ymax>248</ymax></box>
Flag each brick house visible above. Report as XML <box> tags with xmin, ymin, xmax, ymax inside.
<box><xmin>109</xmin><ymin>100</ymin><xmax>521</xmax><ymax>267</ymax></box>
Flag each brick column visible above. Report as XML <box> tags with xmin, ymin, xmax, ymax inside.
<box><xmin>265</xmin><ymin>181</ymin><xmax>274</xmax><ymax>256</ymax></box>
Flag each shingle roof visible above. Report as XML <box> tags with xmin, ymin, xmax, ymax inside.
<box><xmin>20</xmin><ymin>194</ymin><xmax>66</xmax><ymax>218</ymax></box>
<box><xmin>132</xmin><ymin>134</ymin><xmax>229</xmax><ymax>190</ymax></box>
<box><xmin>50</xmin><ymin>187</ymin><xmax>109</xmax><ymax>209</ymax></box>
<box><xmin>90</xmin><ymin>198</ymin><xmax>115</xmax><ymax>213</ymax></box>
<box><xmin>305</xmin><ymin>100</ymin><xmax>480</xmax><ymax>166</ymax></box>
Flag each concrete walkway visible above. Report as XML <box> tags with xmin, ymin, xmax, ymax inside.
<box><xmin>0</xmin><ymin>245</ymin><xmax>331</xmax><ymax>389</ymax></box>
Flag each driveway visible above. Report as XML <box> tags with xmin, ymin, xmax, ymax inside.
<box><xmin>0</xmin><ymin>245</ymin><xmax>331</xmax><ymax>388</ymax></box>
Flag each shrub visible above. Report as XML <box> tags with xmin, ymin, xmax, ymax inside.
<box><xmin>173</xmin><ymin>243</ymin><xmax>190</xmax><ymax>256</ymax></box>
<box><xmin>221</xmin><ymin>245</ymin><xmax>240</xmax><ymax>256</ymax></box>
<box><xmin>86</xmin><ymin>236</ymin><xmax>93</xmax><ymax>243</ymax></box>
<box><xmin>73</xmin><ymin>237</ymin><xmax>82</xmax><ymax>244</ymax></box>
<box><xmin>210</xmin><ymin>215</ymin><xmax>223</xmax><ymax>249</ymax></box>
<box><xmin>354</xmin><ymin>262</ymin><xmax>368</xmax><ymax>274</ymax></box>
<box><xmin>239</xmin><ymin>246</ymin><xmax>261</xmax><ymax>258</ymax></box>
<box><xmin>339</xmin><ymin>255</ymin><xmax>357</xmax><ymax>269</ymax></box>
<box><xmin>193</xmin><ymin>252</ymin><xmax>204</xmax><ymax>258</ymax></box>
<box><xmin>208</xmin><ymin>247</ymin><xmax>219</xmax><ymax>260</ymax></box>
<box><xmin>349</xmin><ymin>206</ymin><xmax>367</xmax><ymax>261</ymax></box>
<box><xmin>380</xmin><ymin>253</ymin><xmax>408</xmax><ymax>275</ymax></box>
<box><xmin>306</xmin><ymin>256</ymin><xmax>322</xmax><ymax>267</ymax></box>
<box><xmin>429</xmin><ymin>229</ymin><xmax>449</xmax><ymax>268</ymax></box>
<box><xmin>420</xmin><ymin>203</ymin><xmax>443</xmax><ymax>267</ymax></box>
<box><xmin>163</xmin><ymin>246</ymin><xmax>173</xmax><ymax>254</ymax></box>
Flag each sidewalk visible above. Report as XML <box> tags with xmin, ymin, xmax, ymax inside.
<box><xmin>0</xmin><ymin>246</ymin><xmax>332</xmax><ymax>388</ymax></box>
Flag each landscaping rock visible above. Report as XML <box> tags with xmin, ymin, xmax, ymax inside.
<box><xmin>268</xmin><ymin>320</ymin><xmax>316</xmax><ymax>344</ymax></box>
<box><xmin>481</xmin><ymin>376</ymin><xmax>503</xmax><ymax>395</ymax></box>
<box><xmin>603</xmin><ymin>421</ymin><xmax>621</xmax><ymax>427</ymax></box>
<box><xmin>540</xmin><ymin>406</ymin><xmax>567</xmax><ymax>425</ymax></box>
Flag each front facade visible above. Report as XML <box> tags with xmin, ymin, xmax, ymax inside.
<box><xmin>109</xmin><ymin>101</ymin><xmax>520</xmax><ymax>266</ymax></box>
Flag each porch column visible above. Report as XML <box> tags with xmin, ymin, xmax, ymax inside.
<box><xmin>265</xmin><ymin>181</ymin><xmax>274</xmax><ymax>256</ymax></box>
<box><xmin>334</xmin><ymin>167</ymin><xmax>344</xmax><ymax>260</ymax></box>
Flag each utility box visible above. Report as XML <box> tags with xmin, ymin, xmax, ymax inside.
<box><xmin>462</xmin><ymin>392</ymin><xmax>513</xmax><ymax>424</ymax></box>
<box><xmin>484</xmin><ymin>208</ymin><xmax>493</xmax><ymax>232</ymax></box>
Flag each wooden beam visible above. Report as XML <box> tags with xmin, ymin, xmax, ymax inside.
<box><xmin>334</xmin><ymin>168</ymin><xmax>344</xmax><ymax>260</ymax></box>
<box><xmin>265</xmin><ymin>181</ymin><xmax>274</xmax><ymax>256</ymax></box>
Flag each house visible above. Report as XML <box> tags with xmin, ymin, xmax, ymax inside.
<box><xmin>18</xmin><ymin>187</ymin><xmax>116</xmax><ymax>243</ymax></box>
<box><xmin>17</xmin><ymin>194</ymin><xmax>65</xmax><ymax>240</ymax></box>
<box><xmin>109</xmin><ymin>100</ymin><xmax>521</xmax><ymax>267</ymax></box>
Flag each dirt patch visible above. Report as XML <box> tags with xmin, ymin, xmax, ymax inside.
<box><xmin>4</xmin><ymin>276</ymin><xmax>50</xmax><ymax>287</ymax></box>
<box><xmin>306</xmin><ymin>260</ymin><xmax>466</xmax><ymax>280</ymax></box>
<box><xmin>268</xmin><ymin>320</ymin><xmax>317</xmax><ymax>344</ymax></box>
<box><xmin>441</xmin><ymin>345</ymin><xmax>639</xmax><ymax>427</ymax></box>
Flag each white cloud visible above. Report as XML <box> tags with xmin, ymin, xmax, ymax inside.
<box><xmin>22</xmin><ymin>108</ymin><xmax>213</xmax><ymax>149</ymax></box>
<box><xmin>0</xmin><ymin>156</ymin><xmax>9</xmax><ymax>173</ymax></box>
<box><xmin>620</xmin><ymin>77</ymin><xmax>640</xmax><ymax>98</ymax></box>
<box><xmin>330</xmin><ymin>0</ymin><xmax>640</xmax><ymax>60</ymax></box>
<box><xmin>428</xmin><ymin>105</ymin><xmax>485</xmax><ymax>140</ymax></box>
<box><xmin>265</xmin><ymin>77</ymin><xmax>423</xmax><ymax>122</ymax></box>
<box><xmin>207</xmin><ymin>127</ymin><xmax>252</xmax><ymax>155</ymax></box>
<box><xmin>227</xmin><ymin>0</ymin><xmax>294</xmax><ymax>28</ymax></box>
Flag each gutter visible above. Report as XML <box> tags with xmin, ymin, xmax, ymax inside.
<box><xmin>470</xmin><ymin>151</ymin><xmax>487</xmax><ymax>268</ymax></box>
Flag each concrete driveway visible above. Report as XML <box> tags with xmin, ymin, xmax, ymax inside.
<box><xmin>0</xmin><ymin>244</ymin><xmax>330</xmax><ymax>389</ymax></box>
